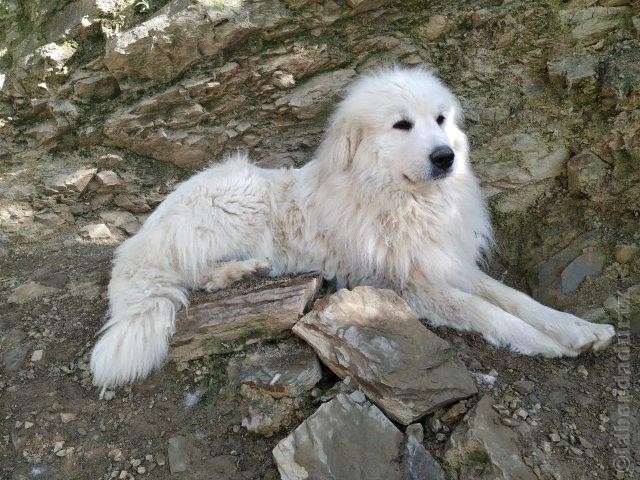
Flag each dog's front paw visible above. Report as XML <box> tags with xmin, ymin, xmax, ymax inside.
<box><xmin>553</xmin><ymin>314</ymin><xmax>615</xmax><ymax>354</ymax></box>
<box><xmin>589</xmin><ymin>323</ymin><xmax>615</xmax><ymax>351</ymax></box>
<box><xmin>90</xmin><ymin>320</ymin><xmax>169</xmax><ymax>389</ymax></box>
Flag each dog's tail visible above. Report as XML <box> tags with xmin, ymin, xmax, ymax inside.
<box><xmin>90</xmin><ymin>262</ymin><xmax>188</xmax><ymax>392</ymax></box>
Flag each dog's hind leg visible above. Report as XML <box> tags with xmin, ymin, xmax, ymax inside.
<box><xmin>197</xmin><ymin>259</ymin><xmax>272</xmax><ymax>292</ymax></box>
<box><xmin>470</xmin><ymin>271</ymin><xmax>615</xmax><ymax>353</ymax></box>
<box><xmin>403</xmin><ymin>284</ymin><xmax>578</xmax><ymax>358</ymax></box>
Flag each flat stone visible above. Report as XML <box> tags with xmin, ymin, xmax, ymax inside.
<box><xmin>561</xmin><ymin>252</ymin><xmax>605</xmax><ymax>294</ymax></box>
<box><xmin>8</xmin><ymin>282</ymin><xmax>59</xmax><ymax>304</ymax></box>
<box><xmin>444</xmin><ymin>395</ymin><xmax>537</xmax><ymax>480</ymax></box>
<box><xmin>95</xmin><ymin>170</ymin><xmax>122</xmax><ymax>190</ymax></box>
<box><xmin>293</xmin><ymin>287</ymin><xmax>477</xmax><ymax>425</ymax></box>
<box><xmin>113</xmin><ymin>194</ymin><xmax>151</xmax><ymax>213</ymax></box>
<box><xmin>170</xmin><ymin>273</ymin><xmax>322</xmax><ymax>362</ymax></box>
<box><xmin>167</xmin><ymin>436</ymin><xmax>189</xmax><ymax>474</ymax></box>
<box><xmin>273</xmin><ymin>392</ymin><xmax>446</xmax><ymax>480</ymax></box>
<box><xmin>99</xmin><ymin>210</ymin><xmax>138</xmax><ymax>229</ymax></box>
<box><xmin>79</xmin><ymin>223</ymin><xmax>112</xmax><ymax>239</ymax></box>
<box><xmin>227</xmin><ymin>339</ymin><xmax>322</xmax><ymax>398</ymax></box>
<box><xmin>34</xmin><ymin>271</ymin><xmax>68</xmax><ymax>289</ymax></box>
<box><xmin>513</xmin><ymin>380</ymin><xmax>535</xmax><ymax>395</ymax></box>
<box><xmin>4</xmin><ymin>347</ymin><xmax>28</xmax><ymax>371</ymax></box>
<box><xmin>30</xmin><ymin>350</ymin><xmax>43</xmax><ymax>362</ymax></box>
<box><xmin>45</xmin><ymin>167</ymin><xmax>97</xmax><ymax>194</ymax></box>
<box><xmin>60</xmin><ymin>412</ymin><xmax>76</xmax><ymax>424</ymax></box>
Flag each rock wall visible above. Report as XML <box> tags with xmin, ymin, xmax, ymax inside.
<box><xmin>1</xmin><ymin>0</ymin><xmax>638</xmax><ymax>316</ymax></box>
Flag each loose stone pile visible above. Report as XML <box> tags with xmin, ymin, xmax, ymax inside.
<box><xmin>169</xmin><ymin>275</ymin><xmax>539</xmax><ymax>479</ymax></box>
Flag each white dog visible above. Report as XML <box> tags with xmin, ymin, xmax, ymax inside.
<box><xmin>90</xmin><ymin>68</ymin><xmax>615</xmax><ymax>388</ymax></box>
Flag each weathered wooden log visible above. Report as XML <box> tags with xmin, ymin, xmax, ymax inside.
<box><xmin>169</xmin><ymin>272</ymin><xmax>323</xmax><ymax>362</ymax></box>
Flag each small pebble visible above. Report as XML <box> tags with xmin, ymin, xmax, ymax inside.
<box><xmin>514</xmin><ymin>408</ymin><xmax>528</xmax><ymax>420</ymax></box>
<box><xmin>513</xmin><ymin>380</ymin><xmax>535</xmax><ymax>395</ymax></box>
<box><xmin>428</xmin><ymin>416</ymin><xmax>442</xmax><ymax>433</ymax></box>
<box><xmin>349</xmin><ymin>390</ymin><xmax>366</xmax><ymax>403</ymax></box>
<box><xmin>31</xmin><ymin>350</ymin><xmax>44</xmax><ymax>362</ymax></box>
<box><xmin>468</xmin><ymin>359</ymin><xmax>482</xmax><ymax>370</ymax></box>
<box><xmin>578</xmin><ymin>436</ymin><xmax>593</xmax><ymax>449</ymax></box>
<box><xmin>60</xmin><ymin>413</ymin><xmax>76</xmax><ymax>424</ymax></box>
<box><xmin>614</xmin><ymin>244</ymin><xmax>637</xmax><ymax>264</ymax></box>
<box><xmin>570</xmin><ymin>446</ymin><xmax>583</xmax><ymax>456</ymax></box>
<box><xmin>501</xmin><ymin>417</ymin><xmax>519</xmax><ymax>427</ymax></box>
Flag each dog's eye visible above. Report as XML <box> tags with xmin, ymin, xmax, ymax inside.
<box><xmin>436</xmin><ymin>115</ymin><xmax>445</xmax><ymax>126</ymax></box>
<box><xmin>393</xmin><ymin>120</ymin><xmax>413</xmax><ymax>131</ymax></box>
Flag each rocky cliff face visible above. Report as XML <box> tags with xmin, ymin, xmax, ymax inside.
<box><xmin>1</xmin><ymin>0</ymin><xmax>638</xmax><ymax>314</ymax></box>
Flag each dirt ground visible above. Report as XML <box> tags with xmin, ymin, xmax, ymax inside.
<box><xmin>1</xmin><ymin>228</ymin><xmax>637</xmax><ymax>479</ymax></box>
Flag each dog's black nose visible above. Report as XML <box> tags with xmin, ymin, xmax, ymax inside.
<box><xmin>429</xmin><ymin>146</ymin><xmax>455</xmax><ymax>171</ymax></box>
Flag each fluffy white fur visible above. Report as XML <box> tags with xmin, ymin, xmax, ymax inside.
<box><xmin>90</xmin><ymin>68</ymin><xmax>615</xmax><ymax>388</ymax></box>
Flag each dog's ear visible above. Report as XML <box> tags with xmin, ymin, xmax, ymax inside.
<box><xmin>317</xmin><ymin>113</ymin><xmax>362</xmax><ymax>172</ymax></box>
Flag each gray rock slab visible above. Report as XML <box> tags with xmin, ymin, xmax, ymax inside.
<box><xmin>293</xmin><ymin>286</ymin><xmax>477</xmax><ymax>424</ymax></box>
<box><xmin>227</xmin><ymin>339</ymin><xmax>322</xmax><ymax>398</ymax></box>
<box><xmin>167</xmin><ymin>436</ymin><xmax>189</xmax><ymax>474</ymax></box>
<box><xmin>273</xmin><ymin>392</ymin><xmax>445</xmax><ymax>480</ymax></box>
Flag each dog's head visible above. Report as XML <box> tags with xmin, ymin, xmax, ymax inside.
<box><xmin>317</xmin><ymin>67</ymin><xmax>469</xmax><ymax>189</ymax></box>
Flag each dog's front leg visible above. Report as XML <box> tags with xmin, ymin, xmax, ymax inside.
<box><xmin>402</xmin><ymin>281</ymin><xmax>578</xmax><ymax>358</ymax></box>
<box><xmin>469</xmin><ymin>271</ymin><xmax>615</xmax><ymax>353</ymax></box>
